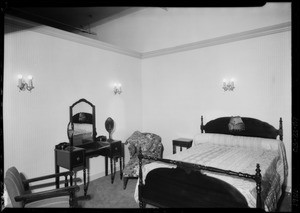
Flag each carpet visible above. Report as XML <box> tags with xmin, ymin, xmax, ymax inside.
<box><xmin>76</xmin><ymin>171</ymin><xmax>139</xmax><ymax>208</ymax></box>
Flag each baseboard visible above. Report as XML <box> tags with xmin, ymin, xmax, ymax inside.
<box><xmin>76</xmin><ymin>166</ymin><xmax>122</xmax><ymax>185</ymax></box>
<box><xmin>89</xmin><ymin>171</ymin><xmax>106</xmax><ymax>181</ymax></box>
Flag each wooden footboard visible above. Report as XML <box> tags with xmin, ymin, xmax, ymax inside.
<box><xmin>138</xmin><ymin>148</ymin><xmax>262</xmax><ymax>209</ymax></box>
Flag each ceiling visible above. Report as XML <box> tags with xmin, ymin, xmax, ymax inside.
<box><xmin>6</xmin><ymin>7</ymin><xmax>144</xmax><ymax>35</ymax></box>
<box><xmin>5</xmin><ymin>4</ymin><xmax>291</xmax><ymax>53</ymax></box>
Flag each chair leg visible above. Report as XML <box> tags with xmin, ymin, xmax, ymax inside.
<box><xmin>120</xmin><ymin>158</ymin><xmax>122</xmax><ymax>180</ymax></box>
<box><xmin>123</xmin><ymin>177</ymin><xmax>129</xmax><ymax>190</ymax></box>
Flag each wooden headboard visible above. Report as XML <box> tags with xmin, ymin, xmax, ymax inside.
<box><xmin>200</xmin><ymin>116</ymin><xmax>283</xmax><ymax>141</ymax></box>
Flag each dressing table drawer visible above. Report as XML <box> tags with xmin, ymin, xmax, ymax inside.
<box><xmin>55</xmin><ymin>147</ymin><xmax>85</xmax><ymax>170</ymax></box>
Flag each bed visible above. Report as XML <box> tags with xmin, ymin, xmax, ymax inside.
<box><xmin>134</xmin><ymin>116</ymin><xmax>288</xmax><ymax>211</ymax></box>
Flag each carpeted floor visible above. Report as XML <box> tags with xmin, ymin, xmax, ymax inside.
<box><xmin>75</xmin><ymin>171</ymin><xmax>292</xmax><ymax>211</ymax></box>
<box><xmin>76</xmin><ymin>171</ymin><xmax>139</xmax><ymax>208</ymax></box>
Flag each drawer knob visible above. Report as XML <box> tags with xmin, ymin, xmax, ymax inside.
<box><xmin>77</xmin><ymin>157</ymin><xmax>80</xmax><ymax>161</ymax></box>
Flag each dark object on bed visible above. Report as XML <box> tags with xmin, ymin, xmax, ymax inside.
<box><xmin>201</xmin><ymin>116</ymin><xmax>283</xmax><ymax>140</ymax></box>
<box><xmin>137</xmin><ymin>116</ymin><xmax>283</xmax><ymax>209</ymax></box>
<box><xmin>142</xmin><ymin>167</ymin><xmax>248</xmax><ymax>208</ymax></box>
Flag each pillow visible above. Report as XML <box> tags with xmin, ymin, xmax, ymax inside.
<box><xmin>228</xmin><ymin>116</ymin><xmax>245</xmax><ymax>132</ymax></box>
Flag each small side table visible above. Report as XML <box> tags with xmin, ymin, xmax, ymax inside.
<box><xmin>172</xmin><ymin>138</ymin><xmax>193</xmax><ymax>154</ymax></box>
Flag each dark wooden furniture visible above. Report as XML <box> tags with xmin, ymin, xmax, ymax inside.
<box><xmin>55</xmin><ymin>141</ymin><xmax>125</xmax><ymax>197</ymax></box>
<box><xmin>172</xmin><ymin>138</ymin><xmax>193</xmax><ymax>154</ymax></box>
<box><xmin>5</xmin><ymin>166</ymin><xmax>80</xmax><ymax>208</ymax></box>
<box><xmin>137</xmin><ymin>116</ymin><xmax>283</xmax><ymax>209</ymax></box>
<box><xmin>55</xmin><ymin>98</ymin><xmax>124</xmax><ymax>198</ymax></box>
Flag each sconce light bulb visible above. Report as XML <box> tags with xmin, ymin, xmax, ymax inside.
<box><xmin>18</xmin><ymin>74</ymin><xmax>23</xmax><ymax>79</ymax></box>
<box><xmin>28</xmin><ymin>75</ymin><xmax>33</xmax><ymax>80</ymax></box>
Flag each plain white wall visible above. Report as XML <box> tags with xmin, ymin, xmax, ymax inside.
<box><xmin>141</xmin><ymin>31</ymin><xmax>291</xmax><ymax>188</ymax></box>
<box><xmin>3</xmin><ymin>22</ymin><xmax>142</xmax><ymax>180</ymax></box>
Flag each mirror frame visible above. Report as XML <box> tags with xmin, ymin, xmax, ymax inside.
<box><xmin>69</xmin><ymin>98</ymin><xmax>97</xmax><ymax>146</ymax></box>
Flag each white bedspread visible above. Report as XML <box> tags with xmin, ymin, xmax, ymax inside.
<box><xmin>134</xmin><ymin>133</ymin><xmax>288</xmax><ymax>211</ymax></box>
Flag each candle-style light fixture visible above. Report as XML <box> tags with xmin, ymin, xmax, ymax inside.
<box><xmin>113</xmin><ymin>83</ymin><xmax>122</xmax><ymax>95</ymax></box>
<box><xmin>17</xmin><ymin>74</ymin><xmax>34</xmax><ymax>92</ymax></box>
<box><xmin>222</xmin><ymin>79</ymin><xmax>235</xmax><ymax>91</ymax></box>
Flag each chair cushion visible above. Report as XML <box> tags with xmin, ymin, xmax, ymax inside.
<box><xmin>124</xmin><ymin>131</ymin><xmax>163</xmax><ymax>178</ymax></box>
<box><xmin>123</xmin><ymin>157</ymin><xmax>154</xmax><ymax>177</ymax></box>
<box><xmin>125</xmin><ymin>131</ymin><xmax>153</xmax><ymax>155</ymax></box>
<box><xmin>25</xmin><ymin>196</ymin><xmax>70</xmax><ymax>208</ymax></box>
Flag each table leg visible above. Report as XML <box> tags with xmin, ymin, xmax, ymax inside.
<box><xmin>105</xmin><ymin>156</ymin><xmax>108</xmax><ymax>176</ymax></box>
<box><xmin>173</xmin><ymin>145</ymin><xmax>176</xmax><ymax>154</ymax></box>
<box><xmin>114</xmin><ymin>158</ymin><xmax>116</xmax><ymax>182</ymax></box>
<box><xmin>83</xmin><ymin>167</ymin><xmax>87</xmax><ymax>196</ymax></box>
<box><xmin>120</xmin><ymin>157</ymin><xmax>123</xmax><ymax>179</ymax></box>
<box><xmin>180</xmin><ymin>146</ymin><xmax>182</xmax><ymax>152</ymax></box>
<box><xmin>70</xmin><ymin>174</ymin><xmax>73</xmax><ymax>186</ymax></box>
<box><xmin>74</xmin><ymin>172</ymin><xmax>77</xmax><ymax>186</ymax></box>
<box><xmin>110</xmin><ymin>157</ymin><xmax>114</xmax><ymax>184</ymax></box>
<box><xmin>123</xmin><ymin>156</ymin><xmax>125</xmax><ymax>169</ymax></box>
<box><xmin>55</xmin><ymin>165</ymin><xmax>60</xmax><ymax>189</ymax></box>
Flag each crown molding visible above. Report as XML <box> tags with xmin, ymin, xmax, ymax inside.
<box><xmin>141</xmin><ymin>22</ymin><xmax>291</xmax><ymax>59</ymax></box>
<box><xmin>4</xmin><ymin>15</ymin><xmax>142</xmax><ymax>59</ymax></box>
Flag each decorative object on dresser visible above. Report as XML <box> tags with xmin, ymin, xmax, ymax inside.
<box><xmin>136</xmin><ymin>116</ymin><xmax>287</xmax><ymax>211</ymax></box>
<box><xmin>172</xmin><ymin>138</ymin><xmax>193</xmax><ymax>154</ymax></box>
<box><xmin>4</xmin><ymin>167</ymin><xmax>80</xmax><ymax>208</ymax></box>
<box><xmin>105</xmin><ymin>117</ymin><xmax>115</xmax><ymax>142</ymax></box>
<box><xmin>123</xmin><ymin>131</ymin><xmax>163</xmax><ymax>190</ymax></box>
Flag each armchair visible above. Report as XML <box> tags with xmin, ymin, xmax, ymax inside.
<box><xmin>123</xmin><ymin>131</ymin><xmax>163</xmax><ymax>189</ymax></box>
<box><xmin>4</xmin><ymin>167</ymin><xmax>80</xmax><ymax>208</ymax></box>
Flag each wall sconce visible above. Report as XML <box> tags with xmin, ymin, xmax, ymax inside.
<box><xmin>222</xmin><ymin>79</ymin><xmax>235</xmax><ymax>91</ymax></box>
<box><xmin>18</xmin><ymin>74</ymin><xmax>34</xmax><ymax>92</ymax></box>
<box><xmin>113</xmin><ymin>83</ymin><xmax>122</xmax><ymax>95</ymax></box>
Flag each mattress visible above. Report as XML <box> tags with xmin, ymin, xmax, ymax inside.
<box><xmin>134</xmin><ymin>133</ymin><xmax>288</xmax><ymax>211</ymax></box>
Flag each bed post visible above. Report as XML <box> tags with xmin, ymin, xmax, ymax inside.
<box><xmin>201</xmin><ymin>116</ymin><xmax>204</xmax><ymax>133</ymax></box>
<box><xmin>255</xmin><ymin>164</ymin><xmax>262</xmax><ymax>209</ymax></box>
<box><xmin>138</xmin><ymin>147</ymin><xmax>145</xmax><ymax>208</ymax></box>
<box><xmin>279</xmin><ymin>117</ymin><xmax>283</xmax><ymax>141</ymax></box>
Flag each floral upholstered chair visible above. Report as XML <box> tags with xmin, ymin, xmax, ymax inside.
<box><xmin>123</xmin><ymin>131</ymin><xmax>163</xmax><ymax>189</ymax></box>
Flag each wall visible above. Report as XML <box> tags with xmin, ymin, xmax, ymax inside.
<box><xmin>3</xmin><ymin>21</ymin><xmax>142</xmax><ymax>181</ymax></box>
<box><xmin>141</xmin><ymin>31</ymin><xmax>292</xmax><ymax>188</ymax></box>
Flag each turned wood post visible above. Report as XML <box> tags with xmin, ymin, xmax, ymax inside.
<box><xmin>138</xmin><ymin>147</ymin><xmax>145</xmax><ymax>208</ymax></box>
<box><xmin>279</xmin><ymin>117</ymin><xmax>283</xmax><ymax>141</ymax></box>
<box><xmin>201</xmin><ymin>116</ymin><xmax>204</xmax><ymax>133</ymax></box>
<box><xmin>255</xmin><ymin>164</ymin><xmax>262</xmax><ymax>209</ymax></box>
